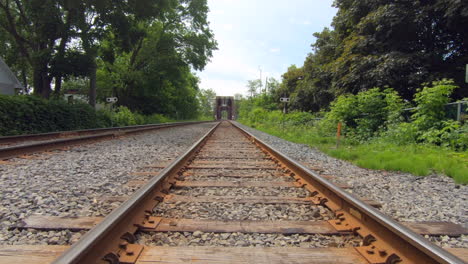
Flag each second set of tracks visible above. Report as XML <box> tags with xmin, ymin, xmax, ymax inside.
<box><xmin>0</xmin><ymin>121</ymin><xmax>208</xmax><ymax>160</ymax></box>
<box><xmin>45</xmin><ymin>121</ymin><xmax>465</xmax><ymax>264</ymax></box>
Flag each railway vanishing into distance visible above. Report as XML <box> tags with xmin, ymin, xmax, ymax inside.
<box><xmin>0</xmin><ymin>121</ymin><xmax>466</xmax><ymax>263</ymax></box>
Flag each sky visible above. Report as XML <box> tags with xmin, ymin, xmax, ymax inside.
<box><xmin>197</xmin><ymin>0</ymin><xmax>337</xmax><ymax>96</ymax></box>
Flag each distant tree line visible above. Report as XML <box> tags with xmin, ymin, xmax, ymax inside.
<box><xmin>0</xmin><ymin>0</ymin><xmax>217</xmax><ymax>119</ymax></box>
<box><xmin>275</xmin><ymin>0</ymin><xmax>468</xmax><ymax>112</ymax></box>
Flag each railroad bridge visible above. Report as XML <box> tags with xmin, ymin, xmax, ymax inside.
<box><xmin>215</xmin><ymin>96</ymin><xmax>235</xmax><ymax>120</ymax></box>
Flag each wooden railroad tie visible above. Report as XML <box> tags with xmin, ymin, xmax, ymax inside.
<box><xmin>1</xmin><ymin>245</ymin><xmax>466</xmax><ymax>264</ymax></box>
<box><xmin>15</xmin><ymin>215</ymin><xmax>468</xmax><ymax>237</ymax></box>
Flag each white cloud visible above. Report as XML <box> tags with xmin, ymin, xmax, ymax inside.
<box><xmin>197</xmin><ymin>46</ymin><xmax>260</xmax><ymax>96</ymax></box>
<box><xmin>199</xmin><ymin>0</ymin><xmax>337</xmax><ymax>97</ymax></box>
<box><xmin>202</xmin><ymin>49</ymin><xmax>258</xmax><ymax>79</ymax></box>
<box><xmin>200</xmin><ymin>78</ymin><xmax>248</xmax><ymax>96</ymax></box>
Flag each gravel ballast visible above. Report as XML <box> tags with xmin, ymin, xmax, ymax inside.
<box><xmin>0</xmin><ymin>123</ymin><xmax>215</xmax><ymax>245</ymax></box>
<box><xmin>1</xmin><ymin>121</ymin><xmax>466</xmax><ymax>251</ymax></box>
<box><xmin>235</xmin><ymin>122</ymin><xmax>468</xmax><ymax>248</ymax></box>
<box><xmin>152</xmin><ymin>201</ymin><xmax>332</xmax><ymax>221</ymax></box>
<box><xmin>172</xmin><ymin>186</ymin><xmax>310</xmax><ymax>197</ymax></box>
<box><xmin>137</xmin><ymin>232</ymin><xmax>361</xmax><ymax>248</ymax></box>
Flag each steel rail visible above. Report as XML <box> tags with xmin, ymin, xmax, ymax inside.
<box><xmin>52</xmin><ymin>122</ymin><xmax>220</xmax><ymax>264</ymax></box>
<box><xmin>0</xmin><ymin>121</ymin><xmax>207</xmax><ymax>144</ymax></box>
<box><xmin>0</xmin><ymin>121</ymin><xmax>212</xmax><ymax>160</ymax></box>
<box><xmin>51</xmin><ymin>120</ymin><xmax>463</xmax><ymax>263</ymax></box>
<box><xmin>231</xmin><ymin>121</ymin><xmax>464</xmax><ymax>264</ymax></box>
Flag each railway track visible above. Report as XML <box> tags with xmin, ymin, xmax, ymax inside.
<box><xmin>1</xmin><ymin>121</ymin><xmax>466</xmax><ymax>263</ymax></box>
<box><xmin>0</xmin><ymin>121</ymin><xmax>209</xmax><ymax>160</ymax></box>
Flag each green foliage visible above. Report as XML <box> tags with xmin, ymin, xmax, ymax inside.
<box><xmin>326</xmin><ymin>142</ymin><xmax>468</xmax><ymax>184</ymax></box>
<box><xmin>0</xmin><ymin>95</ymin><xmax>186</xmax><ymax>135</ymax></box>
<box><xmin>321</xmin><ymin>88</ymin><xmax>405</xmax><ymax>140</ymax></box>
<box><xmin>0</xmin><ymin>95</ymin><xmax>99</xmax><ymax>135</ymax></box>
<box><xmin>381</xmin><ymin>122</ymin><xmax>418</xmax><ymax>146</ymax></box>
<box><xmin>406</xmin><ymin>80</ymin><xmax>467</xmax><ymax>150</ymax></box>
<box><xmin>238</xmin><ymin>80</ymin><xmax>467</xmax><ymax>183</ymax></box>
<box><xmin>197</xmin><ymin>88</ymin><xmax>216</xmax><ymax>119</ymax></box>
<box><xmin>273</xmin><ymin>1</ymin><xmax>468</xmax><ymax>113</ymax></box>
<box><xmin>95</xmin><ymin>109</ymin><xmax>113</xmax><ymax>128</ymax></box>
<box><xmin>0</xmin><ymin>0</ymin><xmax>217</xmax><ymax>117</ymax></box>
<box><xmin>97</xmin><ymin>107</ymin><xmax>176</xmax><ymax>127</ymax></box>
<box><xmin>247</xmin><ymin>79</ymin><xmax>262</xmax><ymax>98</ymax></box>
<box><xmin>412</xmin><ymin>80</ymin><xmax>458</xmax><ymax>131</ymax></box>
<box><xmin>112</xmin><ymin>106</ymin><xmax>138</xmax><ymax>126</ymax></box>
<box><xmin>238</xmin><ymin>102</ymin><xmax>320</xmax><ymax>131</ymax></box>
<box><xmin>238</xmin><ymin>116</ymin><xmax>467</xmax><ymax>184</ymax></box>
<box><xmin>145</xmin><ymin>114</ymin><xmax>172</xmax><ymax>124</ymax></box>
<box><xmin>61</xmin><ymin>77</ymin><xmax>89</xmax><ymax>95</ymax></box>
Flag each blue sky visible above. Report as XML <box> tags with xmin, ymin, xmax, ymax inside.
<box><xmin>197</xmin><ymin>0</ymin><xmax>337</xmax><ymax>96</ymax></box>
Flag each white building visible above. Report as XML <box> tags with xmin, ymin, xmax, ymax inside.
<box><xmin>0</xmin><ymin>57</ymin><xmax>24</xmax><ymax>95</ymax></box>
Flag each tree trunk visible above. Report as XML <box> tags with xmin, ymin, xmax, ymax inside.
<box><xmin>21</xmin><ymin>68</ymin><xmax>27</xmax><ymax>93</ymax></box>
<box><xmin>32</xmin><ymin>67</ymin><xmax>42</xmax><ymax>96</ymax></box>
<box><xmin>88</xmin><ymin>60</ymin><xmax>97</xmax><ymax>108</ymax></box>
<box><xmin>32</xmin><ymin>70</ymin><xmax>51</xmax><ymax>98</ymax></box>
<box><xmin>41</xmin><ymin>71</ymin><xmax>51</xmax><ymax>98</ymax></box>
<box><xmin>32</xmin><ymin>55</ymin><xmax>52</xmax><ymax>98</ymax></box>
<box><xmin>54</xmin><ymin>76</ymin><xmax>62</xmax><ymax>96</ymax></box>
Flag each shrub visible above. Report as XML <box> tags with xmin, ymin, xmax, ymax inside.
<box><xmin>112</xmin><ymin>106</ymin><xmax>137</xmax><ymax>126</ymax></box>
<box><xmin>0</xmin><ymin>95</ymin><xmax>183</xmax><ymax>135</ymax></box>
<box><xmin>412</xmin><ymin>79</ymin><xmax>458</xmax><ymax>131</ymax></box>
<box><xmin>382</xmin><ymin>122</ymin><xmax>418</xmax><ymax>145</ymax></box>
<box><xmin>96</xmin><ymin>109</ymin><xmax>113</xmax><ymax>127</ymax></box>
<box><xmin>320</xmin><ymin>88</ymin><xmax>405</xmax><ymax>140</ymax></box>
<box><xmin>0</xmin><ymin>95</ymin><xmax>101</xmax><ymax>135</ymax></box>
<box><xmin>284</xmin><ymin>111</ymin><xmax>317</xmax><ymax>126</ymax></box>
<box><xmin>146</xmin><ymin>114</ymin><xmax>172</xmax><ymax>124</ymax></box>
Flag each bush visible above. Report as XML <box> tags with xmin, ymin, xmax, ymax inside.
<box><xmin>0</xmin><ymin>95</ymin><xmax>179</xmax><ymax>136</ymax></box>
<box><xmin>111</xmin><ymin>106</ymin><xmax>137</xmax><ymax>126</ymax></box>
<box><xmin>410</xmin><ymin>80</ymin><xmax>467</xmax><ymax>149</ymax></box>
<box><xmin>320</xmin><ymin>88</ymin><xmax>405</xmax><ymax>141</ymax></box>
<box><xmin>96</xmin><ymin>109</ymin><xmax>113</xmax><ymax>127</ymax></box>
<box><xmin>145</xmin><ymin>114</ymin><xmax>172</xmax><ymax>124</ymax></box>
<box><xmin>0</xmin><ymin>95</ymin><xmax>101</xmax><ymax>136</ymax></box>
<box><xmin>96</xmin><ymin>107</ymin><xmax>175</xmax><ymax>127</ymax></box>
<box><xmin>412</xmin><ymin>79</ymin><xmax>458</xmax><ymax>131</ymax></box>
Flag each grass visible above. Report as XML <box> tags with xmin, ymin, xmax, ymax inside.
<box><xmin>242</xmin><ymin>121</ymin><xmax>468</xmax><ymax>184</ymax></box>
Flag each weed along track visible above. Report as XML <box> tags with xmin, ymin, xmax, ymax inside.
<box><xmin>10</xmin><ymin>121</ymin><xmax>465</xmax><ymax>263</ymax></box>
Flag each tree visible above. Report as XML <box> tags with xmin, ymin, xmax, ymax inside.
<box><xmin>281</xmin><ymin>0</ymin><xmax>468</xmax><ymax>114</ymax></box>
<box><xmin>198</xmin><ymin>88</ymin><xmax>216</xmax><ymax>118</ymax></box>
<box><xmin>247</xmin><ymin>79</ymin><xmax>262</xmax><ymax>98</ymax></box>
<box><xmin>0</xmin><ymin>0</ymin><xmax>217</xmax><ymax>115</ymax></box>
<box><xmin>0</xmin><ymin>0</ymin><xmax>69</xmax><ymax>97</ymax></box>
<box><xmin>328</xmin><ymin>0</ymin><xmax>468</xmax><ymax>100</ymax></box>
<box><xmin>96</xmin><ymin>0</ymin><xmax>217</xmax><ymax>115</ymax></box>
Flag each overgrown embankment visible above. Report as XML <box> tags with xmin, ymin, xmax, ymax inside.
<box><xmin>238</xmin><ymin>80</ymin><xmax>468</xmax><ymax>184</ymax></box>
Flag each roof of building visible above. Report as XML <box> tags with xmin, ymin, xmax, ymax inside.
<box><xmin>0</xmin><ymin>57</ymin><xmax>24</xmax><ymax>95</ymax></box>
